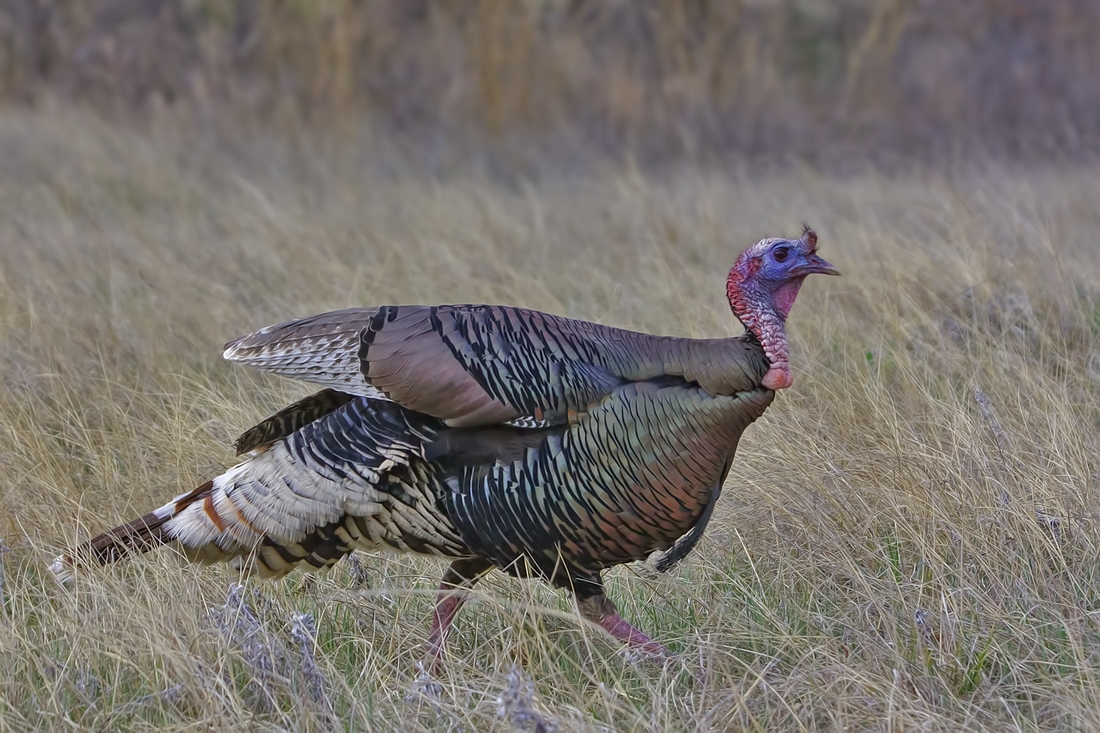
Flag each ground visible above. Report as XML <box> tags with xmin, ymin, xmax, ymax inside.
<box><xmin>0</xmin><ymin>111</ymin><xmax>1098</xmax><ymax>731</ymax></box>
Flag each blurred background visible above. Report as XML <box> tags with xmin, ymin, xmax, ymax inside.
<box><xmin>1</xmin><ymin>0</ymin><xmax>1096</xmax><ymax>170</ymax></box>
<box><xmin>3</xmin><ymin>4</ymin><xmax>1100</xmax><ymax>729</ymax></box>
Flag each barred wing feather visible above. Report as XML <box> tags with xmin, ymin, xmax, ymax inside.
<box><xmin>225</xmin><ymin>304</ymin><xmax>766</xmax><ymax>430</ymax></box>
<box><xmin>222</xmin><ymin>308</ymin><xmax>384</xmax><ymax>398</ymax></box>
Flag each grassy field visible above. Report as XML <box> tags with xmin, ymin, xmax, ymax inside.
<box><xmin>0</xmin><ymin>110</ymin><xmax>1099</xmax><ymax>731</ymax></box>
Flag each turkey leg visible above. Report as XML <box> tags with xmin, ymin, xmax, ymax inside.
<box><xmin>576</xmin><ymin>585</ymin><xmax>673</xmax><ymax>659</ymax></box>
<box><xmin>424</xmin><ymin>557</ymin><xmax>494</xmax><ymax>664</ymax></box>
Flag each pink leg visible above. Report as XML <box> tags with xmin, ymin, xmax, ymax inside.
<box><xmin>423</xmin><ymin>558</ymin><xmax>492</xmax><ymax>666</ymax></box>
<box><xmin>579</xmin><ymin>590</ymin><xmax>708</xmax><ymax>684</ymax></box>
<box><xmin>578</xmin><ymin>593</ymin><xmax>674</xmax><ymax>659</ymax></box>
<box><xmin>425</xmin><ymin>588</ymin><xmax>466</xmax><ymax>661</ymax></box>
<box><xmin>598</xmin><ymin>609</ymin><xmax>675</xmax><ymax>658</ymax></box>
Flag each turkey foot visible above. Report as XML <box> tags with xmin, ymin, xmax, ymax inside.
<box><xmin>598</xmin><ymin>612</ymin><xmax>674</xmax><ymax>658</ymax></box>
<box><xmin>578</xmin><ymin>593</ymin><xmax>673</xmax><ymax>660</ymax></box>
<box><xmin>579</xmin><ymin>591</ymin><xmax>708</xmax><ymax>684</ymax></box>
<box><xmin>405</xmin><ymin>661</ymin><xmax>444</xmax><ymax>704</ymax></box>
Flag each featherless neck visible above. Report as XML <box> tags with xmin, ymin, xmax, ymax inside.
<box><xmin>726</xmin><ymin>268</ymin><xmax>804</xmax><ymax>391</ymax></box>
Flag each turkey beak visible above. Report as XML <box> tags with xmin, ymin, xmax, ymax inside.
<box><xmin>793</xmin><ymin>253</ymin><xmax>841</xmax><ymax>277</ymax></box>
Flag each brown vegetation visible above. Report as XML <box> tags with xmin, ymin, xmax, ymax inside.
<box><xmin>1</xmin><ymin>0</ymin><xmax>1098</xmax><ymax>164</ymax></box>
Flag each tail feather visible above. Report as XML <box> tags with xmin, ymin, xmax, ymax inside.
<box><xmin>50</xmin><ymin>480</ymin><xmax>214</xmax><ymax>582</ymax></box>
<box><xmin>50</xmin><ymin>396</ymin><xmax>464</xmax><ymax>583</ymax></box>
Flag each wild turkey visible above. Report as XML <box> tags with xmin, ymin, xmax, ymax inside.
<box><xmin>51</xmin><ymin>228</ymin><xmax>838</xmax><ymax>666</ymax></box>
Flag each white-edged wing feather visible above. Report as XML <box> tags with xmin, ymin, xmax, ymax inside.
<box><xmin>223</xmin><ymin>307</ymin><xmax>386</xmax><ymax>398</ymax></box>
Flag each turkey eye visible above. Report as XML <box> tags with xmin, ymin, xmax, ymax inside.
<box><xmin>773</xmin><ymin>246</ymin><xmax>789</xmax><ymax>263</ymax></box>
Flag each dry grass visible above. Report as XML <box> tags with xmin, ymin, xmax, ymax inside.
<box><xmin>1</xmin><ymin>108</ymin><xmax>1099</xmax><ymax>731</ymax></box>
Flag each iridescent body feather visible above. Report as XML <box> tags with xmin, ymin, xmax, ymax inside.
<box><xmin>52</xmin><ymin>230</ymin><xmax>838</xmax><ymax>667</ymax></box>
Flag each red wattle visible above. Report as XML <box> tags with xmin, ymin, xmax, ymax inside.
<box><xmin>762</xmin><ymin>366</ymin><xmax>793</xmax><ymax>390</ymax></box>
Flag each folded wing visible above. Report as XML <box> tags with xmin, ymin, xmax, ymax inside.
<box><xmin>223</xmin><ymin>304</ymin><xmax>767</xmax><ymax>430</ymax></box>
